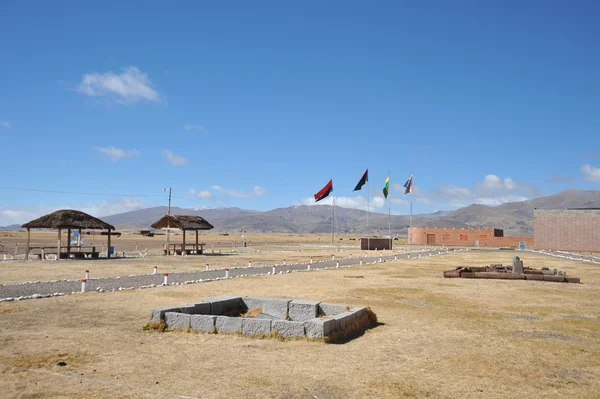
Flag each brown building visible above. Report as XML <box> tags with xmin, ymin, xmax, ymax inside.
<box><xmin>533</xmin><ymin>209</ymin><xmax>600</xmax><ymax>252</ymax></box>
<box><xmin>408</xmin><ymin>227</ymin><xmax>533</xmax><ymax>248</ymax></box>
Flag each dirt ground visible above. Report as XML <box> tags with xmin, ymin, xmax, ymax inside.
<box><xmin>0</xmin><ymin>250</ymin><xmax>599</xmax><ymax>398</ymax></box>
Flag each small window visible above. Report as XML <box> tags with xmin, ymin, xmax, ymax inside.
<box><xmin>494</xmin><ymin>229</ymin><xmax>504</xmax><ymax>237</ymax></box>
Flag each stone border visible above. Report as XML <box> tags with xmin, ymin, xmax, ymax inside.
<box><xmin>150</xmin><ymin>296</ymin><xmax>371</xmax><ymax>340</ymax></box>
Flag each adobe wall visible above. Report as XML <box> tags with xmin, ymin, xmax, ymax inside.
<box><xmin>534</xmin><ymin>209</ymin><xmax>600</xmax><ymax>252</ymax></box>
<box><xmin>409</xmin><ymin>227</ymin><xmax>532</xmax><ymax>248</ymax></box>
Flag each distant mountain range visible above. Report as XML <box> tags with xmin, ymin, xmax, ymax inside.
<box><xmin>3</xmin><ymin>190</ymin><xmax>599</xmax><ymax>235</ymax></box>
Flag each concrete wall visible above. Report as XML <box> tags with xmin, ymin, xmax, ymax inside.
<box><xmin>534</xmin><ymin>209</ymin><xmax>600</xmax><ymax>252</ymax></box>
<box><xmin>408</xmin><ymin>227</ymin><xmax>533</xmax><ymax>248</ymax></box>
<box><xmin>360</xmin><ymin>238</ymin><xmax>391</xmax><ymax>250</ymax></box>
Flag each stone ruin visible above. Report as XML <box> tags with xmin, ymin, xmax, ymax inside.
<box><xmin>149</xmin><ymin>296</ymin><xmax>376</xmax><ymax>341</ymax></box>
<box><xmin>443</xmin><ymin>256</ymin><xmax>581</xmax><ymax>283</ymax></box>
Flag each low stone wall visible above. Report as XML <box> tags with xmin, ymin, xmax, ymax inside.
<box><xmin>150</xmin><ymin>296</ymin><xmax>371</xmax><ymax>340</ymax></box>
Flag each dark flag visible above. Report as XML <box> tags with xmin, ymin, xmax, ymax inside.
<box><xmin>314</xmin><ymin>179</ymin><xmax>333</xmax><ymax>202</ymax></box>
<box><xmin>403</xmin><ymin>175</ymin><xmax>413</xmax><ymax>194</ymax></box>
<box><xmin>353</xmin><ymin>169</ymin><xmax>368</xmax><ymax>191</ymax></box>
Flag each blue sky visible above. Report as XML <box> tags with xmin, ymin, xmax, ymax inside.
<box><xmin>1</xmin><ymin>1</ymin><xmax>599</xmax><ymax>225</ymax></box>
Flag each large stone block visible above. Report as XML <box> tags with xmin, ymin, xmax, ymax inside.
<box><xmin>190</xmin><ymin>315</ymin><xmax>216</xmax><ymax>332</ymax></box>
<box><xmin>544</xmin><ymin>275</ymin><xmax>566</xmax><ymax>283</ymax></box>
<box><xmin>304</xmin><ymin>318</ymin><xmax>335</xmax><ymax>338</ymax></box>
<box><xmin>566</xmin><ymin>277</ymin><xmax>581</xmax><ymax>284</ymax></box>
<box><xmin>179</xmin><ymin>304</ymin><xmax>198</xmax><ymax>314</ymax></box>
<box><xmin>350</xmin><ymin>306</ymin><xmax>368</xmax><ymax>319</ymax></box>
<box><xmin>499</xmin><ymin>273</ymin><xmax>526</xmax><ymax>280</ymax></box>
<box><xmin>202</xmin><ymin>296</ymin><xmax>243</xmax><ymax>315</ymax></box>
<box><xmin>460</xmin><ymin>272</ymin><xmax>475</xmax><ymax>278</ymax></box>
<box><xmin>288</xmin><ymin>300</ymin><xmax>320</xmax><ymax>322</ymax></box>
<box><xmin>333</xmin><ymin>311</ymin><xmax>356</xmax><ymax>330</ymax></box>
<box><xmin>242</xmin><ymin>318</ymin><xmax>272</xmax><ymax>335</ymax></box>
<box><xmin>192</xmin><ymin>302</ymin><xmax>211</xmax><ymax>315</ymax></box>
<box><xmin>165</xmin><ymin>312</ymin><xmax>191</xmax><ymax>330</ymax></box>
<box><xmin>318</xmin><ymin>302</ymin><xmax>347</xmax><ymax>316</ymax></box>
<box><xmin>525</xmin><ymin>274</ymin><xmax>544</xmax><ymax>281</ymax></box>
<box><xmin>443</xmin><ymin>270</ymin><xmax>461</xmax><ymax>278</ymax></box>
<box><xmin>272</xmin><ymin>320</ymin><xmax>305</xmax><ymax>338</ymax></box>
<box><xmin>150</xmin><ymin>306</ymin><xmax>183</xmax><ymax>322</ymax></box>
<box><xmin>473</xmin><ymin>272</ymin><xmax>503</xmax><ymax>279</ymax></box>
<box><xmin>242</xmin><ymin>297</ymin><xmax>290</xmax><ymax>319</ymax></box>
<box><xmin>215</xmin><ymin>316</ymin><xmax>243</xmax><ymax>333</ymax></box>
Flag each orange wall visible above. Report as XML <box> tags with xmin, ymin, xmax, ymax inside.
<box><xmin>409</xmin><ymin>227</ymin><xmax>533</xmax><ymax>247</ymax></box>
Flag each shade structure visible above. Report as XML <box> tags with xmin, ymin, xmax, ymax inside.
<box><xmin>151</xmin><ymin>215</ymin><xmax>213</xmax><ymax>256</ymax></box>
<box><xmin>21</xmin><ymin>209</ymin><xmax>116</xmax><ymax>260</ymax></box>
<box><xmin>22</xmin><ymin>209</ymin><xmax>116</xmax><ymax>230</ymax></box>
<box><xmin>151</xmin><ymin>215</ymin><xmax>214</xmax><ymax>231</ymax></box>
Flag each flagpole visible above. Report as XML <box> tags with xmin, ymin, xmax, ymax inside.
<box><xmin>387</xmin><ymin>171</ymin><xmax>391</xmax><ymax>241</ymax></box>
<box><xmin>332</xmin><ymin>195</ymin><xmax>336</xmax><ymax>245</ymax></box>
<box><xmin>367</xmin><ymin>176</ymin><xmax>370</xmax><ymax>250</ymax></box>
<box><xmin>409</xmin><ymin>201</ymin><xmax>413</xmax><ymax>246</ymax></box>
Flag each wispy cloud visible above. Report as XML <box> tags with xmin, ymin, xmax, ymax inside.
<box><xmin>183</xmin><ymin>124</ymin><xmax>208</xmax><ymax>132</ymax></box>
<box><xmin>581</xmin><ymin>164</ymin><xmax>600</xmax><ymax>183</ymax></box>
<box><xmin>95</xmin><ymin>146</ymin><xmax>140</xmax><ymax>162</ymax></box>
<box><xmin>189</xmin><ymin>188</ymin><xmax>215</xmax><ymax>201</ymax></box>
<box><xmin>211</xmin><ymin>185</ymin><xmax>267</xmax><ymax>198</ymax></box>
<box><xmin>433</xmin><ymin>174</ymin><xmax>538</xmax><ymax>207</ymax></box>
<box><xmin>77</xmin><ymin>66</ymin><xmax>159</xmax><ymax>105</ymax></box>
<box><xmin>161</xmin><ymin>150</ymin><xmax>188</xmax><ymax>166</ymax></box>
<box><xmin>1</xmin><ymin>121</ymin><xmax>11</xmax><ymax>128</ymax></box>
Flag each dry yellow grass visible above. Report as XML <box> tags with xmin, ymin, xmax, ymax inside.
<box><xmin>0</xmin><ymin>249</ymin><xmax>598</xmax><ymax>398</ymax></box>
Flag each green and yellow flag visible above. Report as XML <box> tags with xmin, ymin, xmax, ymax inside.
<box><xmin>383</xmin><ymin>176</ymin><xmax>390</xmax><ymax>198</ymax></box>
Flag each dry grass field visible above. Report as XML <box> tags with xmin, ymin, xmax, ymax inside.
<box><xmin>1</xmin><ymin>249</ymin><xmax>599</xmax><ymax>398</ymax></box>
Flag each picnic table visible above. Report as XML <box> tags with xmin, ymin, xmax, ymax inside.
<box><xmin>27</xmin><ymin>246</ymin><xmax>100</xmax><ymax>260</ymax></box>
<box><xmin>165</xmin><ymin>243</ymin><xmax>205</xmax><ymax>256</ymax></box>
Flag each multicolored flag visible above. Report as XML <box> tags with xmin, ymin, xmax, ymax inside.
<box><xmin>314</xmin><ymin>179</ymin><xmax>333</xmax><ymax>202</ymax></box>
<box><xmin>353</xmin><ymin>169</ymin><xmax>368</xmax><ymax>191</ymax></box>
<box><xmin>383</xmin><ymin>176</ymin><xmax>390</xmax><ymax>198</ymax></box>
<box><xmin>403</xmin><ymin>175</ymin><xmax>413</xmax><ymax>194</ymax></box>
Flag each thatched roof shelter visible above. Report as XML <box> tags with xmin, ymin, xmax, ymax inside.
<box><xmin>151</xmin><ymin>215</ymin><xmax>214</xmax><ymax>231</ymax></box>
<box><xmin>22</xmin><ymin>209</ymin><xmax>116</xmax><ymax>260</ymax></box>
<box><xmin>22</xmin><ymin>209</ymin><xmax>115</xmax><ymax>230</ymax></box>
<box><xmin>151</xmin><ymin>215</ymin><xmax>213</xmax><ymax>255</ymax></box>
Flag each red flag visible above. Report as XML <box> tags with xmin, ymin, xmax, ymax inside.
<box><xmin>314</xmin><ymin>179</ymin><xmax>333</xmax><ymax>202</ymax></box>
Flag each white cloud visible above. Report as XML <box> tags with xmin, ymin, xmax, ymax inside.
<box><xmin>196</xmin><ymin>190</ymin><xmax>215</xmax><ymax>200</ymax></box>
<box><xmin>581</xmin><ymin>164</ymin><xmax>600</xmax><ymax>183</ymax></box>
<box><xmin>434</xmin><ymin>174</ymin><xmax>538</xmax><ymax>207</ymax></box>
<box><xmin>253</xmin><ymin>186</ymin><xmax>266</xmax><ymax>196</ymax></box>
<box><xmin>184</xmin><ymin>124</ymin><xmax>208</xmax><ymax>132</ymax></box>
<box><xmin>77</xmin><ymin>66</ymin><xmax>159</xmax><ymax>104</ymax></box>
<box><xmin>1</xmin><ymin>121</ymin><xmax>10</xmax><ymax>128</ymax></box>
<box><xmin>80</xmin><ymin>198</ymin><xmax>146</xmax><ymax>217</ymax></box>
<box><xmin>161</xmin><ymin>150</ymin><xmax>188</xmax><ymax>166</ymax></box>
<box><xmin>211</xmin><ymin>185</ymin><xmax>267</xmax><ymax>198</ymax></box>
<box><xmin>95</xmin><ymin>146</ymin><xmax>140</xmax><ymax>162</ymax></box>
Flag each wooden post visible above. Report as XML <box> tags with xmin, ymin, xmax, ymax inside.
<box><xmin>183</xmin><ymin>229</ymin><xmax>186</xmax><ymax>254</ymax></box>
<box><xmin>25</xmin><ymin>228</ymin><xmax>31</xmax><ymax>260</ymax></box>
<box><xmin>57</xmin><ymin>228</ymin><xmax>61</xmax><ymax>259</ymax></box>
<box><xmin>67</xmin><ymin>228</ymin><xmax>72</xmax><ymax>258</ymax></box>
<box><xmin>107</xmin><ymin>229</ymin><xmax>112</xmax><ymax>258</ymax></box>
<box><xmin>77</xmin><ymin>228</ymin><xmax>82</xmax><ymax>251</ymax></box>
<box><xmin>195</xmin><ymin>230</ymin><xmax>199</xmax><ymax>254</ymax></box>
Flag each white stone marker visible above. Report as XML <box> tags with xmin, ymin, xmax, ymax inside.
<box><xmin>336</xmin><ymin>260</ymin><xmax>340</xmax><ymax>268</ymax></box>
<box><xmin>153</xmin><ymin>266</ymin><xmax>158</xmax><ymax>275</ymax></box>
<box><xmin>225</xmin><ymin>268</ymin><xmax>230</xmax><ymax>278</ymax></box>
<box><xmin>81</xmin><ymin>279</ymin><xmax>86</xmax><ymax>293</ymax></box>
<box><xmin>248</xmin><ymin>260</ymin><xmax>252</xmax><ymax>268</ymax></box>
<box><xmin>163</xmin><ymin>273</ymin><xmax>169</xmax><ymax>285</ymax></box>
<box><xmin>205</xmin><ymin>264</ymin><xmax>209</xmax><ymax>271</ymax></box>
<box><xmin>85</xmin><ymin>270</ymin><xmax>89</xmax><ymax>280</ymax></box>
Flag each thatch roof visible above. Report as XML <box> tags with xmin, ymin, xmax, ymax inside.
<box><xmin>22</xmin><ymin>209</ymin><xmax>115</xmax><ymax>230</ymax></box>
<box><xmin>151</xmin><ymin>215</ymin><xmax>214</xmax><ymax>231</ymax></box>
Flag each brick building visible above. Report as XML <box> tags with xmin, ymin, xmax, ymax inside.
<box><xmin>533</xmin><ymin>209</ymin><xmax>600</xmax><ymax>252</ymax></box>
<box><xmin>408</xmin><ymin>227</ymin><xmax>533</xmax><ymax>248</ymax></box>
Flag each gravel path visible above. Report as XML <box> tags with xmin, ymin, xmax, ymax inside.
<box><xmin>0</xmin><ymin>248</ymin><xmax>457</xmax><ymax>301</ymax></box>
